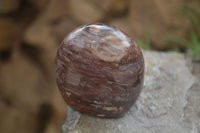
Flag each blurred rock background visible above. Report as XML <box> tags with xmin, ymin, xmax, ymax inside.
<box><xmin>0</xmin><ymin>0</ymin><xmax>199</xmax><ymax>133</ymax></box>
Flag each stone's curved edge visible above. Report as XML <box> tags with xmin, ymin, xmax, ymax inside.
<box><xmin>62</xmin><ymin>107</ymin><xmax>81</xmax><ymax>133</ymax></box>
<box><xmin>56</xmin><ymin>23</ymin><xmax>144</xmax><ymax>118</ymax></box>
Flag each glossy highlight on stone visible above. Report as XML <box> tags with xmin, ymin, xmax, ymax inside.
<box><xmin>55</xmin><ymin>23</ymin><xmax>145</xmax><ymax>118</ymax></box>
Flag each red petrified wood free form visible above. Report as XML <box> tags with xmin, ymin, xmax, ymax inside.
<box><xmin>55</xmin><ymin>24</ymin><xmax>144</xmax><ymax>118</ymax></box>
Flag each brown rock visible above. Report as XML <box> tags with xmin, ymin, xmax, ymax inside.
<box><xmin>26</xmin><ymin>0</ymin><xmax>49</xmax><ymax>11</ymax></box>
<box><xmin>23</xmin><ymin>7</ymin><xmax>58</xmax><ymax>71</ymax></box>
<box><xmin>92</xmin><ymin>0</ymin><xmax>130</xmax><ymax>15</ymax></box>
<box><xmin>24</xmin><ymin>21</ymin><xmax>57</xmax><ymax>48</ymax></box>
<box><xmin>44</xmin><ymin>121</ymin><xmax>60</xmax><ymax>133</ymax></box>
<box><xmin>0</xmin><ymin>19</ymin><xmax>21</xmax><ymax>51</ymax></box>
<box><xmin>44</xmin><ymin>89</ymin><xmax>68</xmax><ymax>133</ymax></box>
<box><xmin>24</xmin><ymin>0</ymin><xmax>69</xmax><ymax>25</ymax></box>
<box><xmin>0</xmin><ymin>101</ymin><xmax>38</xmax><ymax>133</ymax></box>
<box><xmin>52</xmin><ymin>18</ymin><xmax>79</xmax><ymax>43</ymax></box>
<box><xmin>24</xmin><ymin>16</ymin><xmax>58</xmax><ymax>81</ymax></box>
<box><xmin>23</xmin><ymin>2</ymin><xmax>68</xmax><ymax>131</ymax></box>
<box><xmin>0</xmin><ymin>0</ymin><xmax>20</xmax><ymax>14</ymax></box>
<box><xmin>128</xmin><ymin>0</ymin><xmax>193</xmax><ymax>49</ymax></box>
<box><xmin>0</xmin><ymin>49</ymin><xmax>53</xmax><ymax>114</ymax></box>
<box><xmin>45</xmin><ymin>0</ymin><xmax>69</xmax><ymax>21</ymax></box>
<box><xmin>24</xmin><ymin>0</ymin><xmax>68</xmax><ymax>47</ymax></box>
<box><xmin>23</xmin><ymin>0</ymin><xmax>69</xmax><ymax>75</ymax></box>
<box><xmin>109</xmin><ymin>18</ymin><xmax>134</xmax><ymax>39</ymax></box>
<box><xmin>23</xmin><ymin>0</ymin><xmax>68</xmax><ymax>118</ymax></box>
<box><xmin>0</xmin><ymin>0</ymin><xmax>70</xmax><ymax>131</ymax></box>
<box><xmin>69</xmin><ymin>0</ymin><xmax>104</xmax><ymax>24</ymax></box>
<box><xmin>52</xmin><ymin>89</ymin><xmax>68</xmax><ymax>121</ymax></box>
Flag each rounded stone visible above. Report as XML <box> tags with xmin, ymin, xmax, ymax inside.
<box><xmin>55</xmin><ymin>23</ymin><xmax>144</xmax><ymax>118</ymax></box>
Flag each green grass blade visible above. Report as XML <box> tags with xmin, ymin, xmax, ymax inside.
<box><xmin>197</xmin><ymin>0</ymin><xmax>200</xmax><ymax>5</ymax></box>
<box><xmin>136</xmin><ymin>40</ymin><xmax>150</xmax><ymax>50</ymax></box>
<box><xmin>184</xmin><ymin>6</ymin><xmax>200</xmax><ymax>18</ymax></box>
<box><xmin>163</xmin><ymin>35</ymin><xmax>190</xmax><ymax>48</ymax></box>
<box><xmin>144</xmin><ymin>31</ymin><xmax>152</xmax><ymax>48</ymax></box>
<box><xmin>135</xmin><ymin>31</ymin><xmax>152</xmax><ymax>50</ymax></box>
<box><xmin>181</xmin><ymin>7</ymin><xmax>200</xmax><ymax>36</ymax></box>
<box><xmin>190</xmin><ymin>32</ymin><xmax>200</xmax><ymax>59</ymax></box>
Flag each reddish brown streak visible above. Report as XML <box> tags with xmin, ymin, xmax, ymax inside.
<box><xmin>55</xmin><ymin>24</ymin><xmax>144</xmax><ymax>118</ymax></box>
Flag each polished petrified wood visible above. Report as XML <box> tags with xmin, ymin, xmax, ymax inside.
<box><xmin>55</xmin><ymin>24</ymin><xmax>144</xmax><ymax>118</ymax></box>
